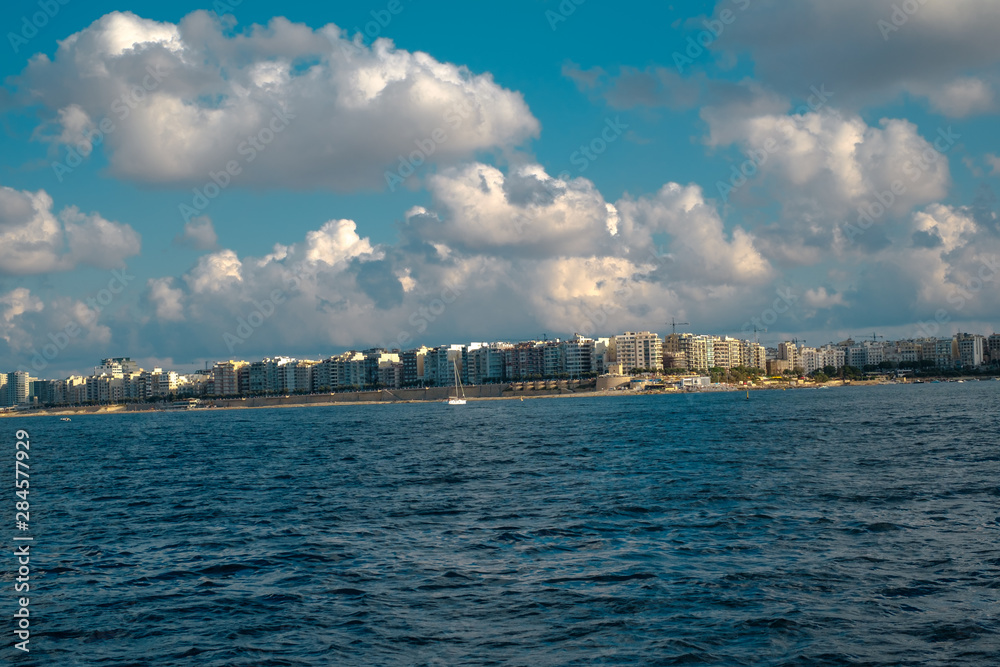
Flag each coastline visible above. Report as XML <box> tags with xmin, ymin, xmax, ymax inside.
<box><xmin>1</xmin><ymin>377</ymin><xmax>971</xmax><ymax>419</ymax></box>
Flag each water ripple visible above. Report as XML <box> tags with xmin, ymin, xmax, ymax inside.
<box><xmin>16</xmin><ymin>382</ymin><xmax>1000</xmax><ymax>665</ymax></box>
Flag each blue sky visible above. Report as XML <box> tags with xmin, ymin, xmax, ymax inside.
<box><xmin>1</xmin><ymin>0</ymin><xmax>999</xmax><ymax>377</ymax></box>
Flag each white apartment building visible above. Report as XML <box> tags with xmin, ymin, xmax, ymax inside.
<box><xmin>151</xmin><ymin>369</ymin><xmax>178</xmax><ymax>397</ymax></box>
<box><xmin>284</xmin><ymin>360</ymin><xmax>318</xmax><ymax>393</ymax></box>
<box><xmin>799</xmin><ymin>348</ymin><xmax>821</xmax><ymax>374</ymax></box>
<box><xmin>213</xmin><ymin>360</ymin><xmax>248</xmax><ymax>396</ymax></box>
<box><xmin>956</xmin><ymin>333</ymin><xmax>984</xmax><ymax>367</ymax></box>
<box><xmin>613</xmin><ymin>332</ymin><xmax>663</xmax><ymax>371</ymax></box>
<box><xmin>885</xmin><ymin>341</ymin><xmax>920</xmax><ymax>364</ymax></box>
<box><xmin>684</xmin><ymin>335</ymin><xmax>715</xmax><ymax>371</ymax></box>
<box><xmin>934</xmin><ymin>339</ymin><xmax>955</xmax><ymax>368</ymax></box>
<box><xmin>742</xmin><ymin>341</ymin><xmax>766</xmax><ymax>370</ymax></box>
<box><xmin>863</xmin><ymin>342</ymin><xmax>885</xmax><ymax>366</ymax></box>
<box><xmin>777</xmin><ymin>342</ymin><xmax>799</xmax><ymax>369</ymax></box>
<box><xmin>563</xmin><ymin>335</ymin><xmax>597</xmax><ymax>378</ymax></box>
<box><xmin>712</xmin><ymin>337</ymin><xmax>745</xmax><ymax>370</ymax></box>
<box><xmin>465</xmin><ymin>343</ymin><xmax>508</xmax><ymax>384</ymax></box>
<box><xmin>3</xmin><ymin>371</ymin><xmax>30</xmax><ymax>406</ymax></box>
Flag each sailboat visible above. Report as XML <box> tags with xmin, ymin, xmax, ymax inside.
<box><xmin>447</xmin><ymin>360</ymin><xmax>467</xmax><ymax>405</ymax></box>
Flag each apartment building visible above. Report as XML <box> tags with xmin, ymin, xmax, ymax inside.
<box><xmin>612</xmin><ymin>332</ymin><xmax>663</xmax><ymax>371</ymax></box>
<box><xmin>956</xmin><ymin>333</ymin><xmax>984</xmax><ymax>368</ymax></box>
<box><xmin>988</xmin><ymin>334</ymin><xmax>1000</xmax><ymax>364</ymax></box>
<box><xmin>3</xmin><ymin>371</ymin><xmax>30</xmax><ymax>407</ymax></box>
<box><xmin>712</xmin><ymin>337</ymin><xmax>745</xmax><ymax>370</ymax></box>
<box><xmin>401</xmin><ymin>347</ymin><xmax>429</xmax><ymax>386</ymax></box>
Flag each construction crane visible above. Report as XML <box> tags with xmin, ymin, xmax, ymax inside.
<box><xmin>667</xmin><ymin>318</ymin><xmax>690</xmax><ymax>336</ymax></box>
<box><xmin>730</xmin><ymin>326</ymin><xmax>767</xmax><ymax>344</ymax></box>
<box><xmin>728</xmin><ymin>327</ymin><xmax>767</xmax><ymax>376</ymax></box>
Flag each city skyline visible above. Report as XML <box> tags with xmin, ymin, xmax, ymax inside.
<box><xmin>2</xmin><ymin>1</ymin><xmax>1000</xmax><ymax>380</ymax></box>
<box><xmin>8</xmin><ymin>322</ymin><xmax>1000</xmax><ymax>379</ymax></box>
<box><xmin>4</xmin><ymin>326</ymin><xmax>998</xmax><ymax>409</ymax></box>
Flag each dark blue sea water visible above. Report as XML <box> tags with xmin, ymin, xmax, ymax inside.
<box><xmin>7</xmin><ymin>382</ymin><xmax>1000</xmax><ymax>665</ymax></box>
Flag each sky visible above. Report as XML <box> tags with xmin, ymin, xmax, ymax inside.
<box><xmin>1</xmin><ymin>0</ymin><xmax>1000</xmax><ymax>377</ymax></box>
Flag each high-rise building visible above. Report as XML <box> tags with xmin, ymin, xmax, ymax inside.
<box><xmin>562</xmin><ymin>335</ymin><xmax>596</xmax><ymax>378</ymax></box>
<box><xmin>712</xmin><ymin>337</ymin><xmax>745</xmax><ymax>370</ymax></box>
<box><xmin>4</xmin><ymin>371</ymin><xmax>30</xmax><ymax>406</ymax></box>
<box><xmin>284</xmin><ymin>359</ymin><xmax>318</xmax><ymax>393</ymax></box>
<box><xmin>504</xmin><ymin>342</ymin><xmax>545</xmax><ymax>379</ymax></box>
<box><xmin>465</xmin><ymin>343</ymin><xmax>508</xmax><ymax>384</ymax></box>
<box><xmin>988</xmin><ymin>334</ymin><xmax>1000</xmax><ymax>365</ymax></box>
<box><xmin>377</xmin><ymin>360</ymin><xmax>404</xmax><ymax>388</ymax></box>
<box><xmin>248</xmin><ymin>357</ymin><xmax>293</xmax><ymax>393</ymax></box>
<box><xmin>150</xmin><ymin>369</ymin><xmax>178</xmax><ymax>397</ymax></box>
<box><xmin>684</xmin><ymin>335</ymin><xmax>715</xmax><ymax>371</ymax></box>
<box><xmin>956</xmin><ymin>333</ymin><xmax>984</xmax><ymax>367</ymax></box>
<box><xmin>363</xmin><ymin>350</ymin><xmax>399</xmax><ymax>387</ymax></box>
<box><xmin>743</xmin><ymin>340</ymin><xmax>766</xmax><ymax>370</ymax></box>
<box><xmin>542</xmin><ymin>340</ymin><xmax>564</xmax><ymax>378</ymax></box>
<box><xmin>401</xmin><ymin>347</ymin><xmax>429</xmax><ymax>386</ymax></box>
<box><xmin>934</xmin><ymin>338</ymin><xmax>956</xmax><ymax>368</ymax></box>
<box><xmin>662</xmin><ymin>333</ymin><xmax>688</xmax><ymax>369</ymax></box>
<box><xmin>213</xmin><ymin>360</ymin><xmax>248</xmax><ymax>396</ymax></box>
<box><xmin>613</xmin><ymin>332</ymin><xmax>663</xmax><ymax>372</ymax></box>
<box><xmin>777</xmin><ymin>342</ymin><xmax>799</xmax><ymax>370</ymax></box>
<box><xmin>863</xmin><ymin>341</ymin><xmax>885</xmax><ymax>366</ymax></box>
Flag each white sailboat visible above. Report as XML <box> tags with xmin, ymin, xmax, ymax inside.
<box><xmin>447</xmin><ymin>360</ymin><xmax>467</xmax><ymax>405</ymax></box>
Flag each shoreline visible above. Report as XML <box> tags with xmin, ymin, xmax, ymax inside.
<box><xmin>2</xmin><ymin>387</ymin><xmax>633</xmax><ymax>418</ymax></box>
<box><xmin>4</xmin><ymin>377</ymin><xmax>987</xmax><ymax>418</ymax></box>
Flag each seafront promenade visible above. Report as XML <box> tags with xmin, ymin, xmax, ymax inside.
<box><xmin>3</xmin><ymin>376</ymin><xmax>978</xmax><ymax>418</ymax></box>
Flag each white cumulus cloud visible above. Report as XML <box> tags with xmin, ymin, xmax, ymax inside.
<box><xmin>0</xmin><ymin>186</ymin><xmax>140</xmax><ymax>275</ymax></box>
<box><xmin>16</xmin><ymin>11</ymin><xmax>540</xmax><ymax>191</ymax></box>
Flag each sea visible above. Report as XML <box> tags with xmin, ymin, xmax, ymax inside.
<box><xmin>7</xmin><ymin>382</ymin><xmax>1000</xmax><ymax>666</ymax></box>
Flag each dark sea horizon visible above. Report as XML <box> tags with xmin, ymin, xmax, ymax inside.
<box><xmin>7</xmin><ymin>382</ymin><xmax>1000</xmax><ymax>666</ymax></box>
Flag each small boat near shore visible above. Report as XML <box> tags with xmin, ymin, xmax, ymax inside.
<box><xmin>60</xmin><ymin>417</ymin><xmax>71</xmax><ymax>422</ymax></box>
<box><xmin>447</xmin><ymin>360</ymin><xmax>467</xmax><ymax>405</ymax></box>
